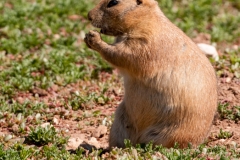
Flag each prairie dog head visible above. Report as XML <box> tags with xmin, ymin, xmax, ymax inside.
<box><xmin>88</xmin><ymin>0</ymin><xmax>159</xmax><ymax>36</ymax></box>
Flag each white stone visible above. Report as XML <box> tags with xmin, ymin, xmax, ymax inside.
<box><xmin>88</xmin><ymin>137</ymin><xmax>100</xmax><ymax>148</ymax></box>
<box><xmin>52</xmin><ymin>117</ymin><xmax>59</xmax><ymax>125</ymax></box>
<box><xmin>92</xmin><ymin>125</ymin><xmax>108</xmax><ymax>138</ymax></box>
<box><xmin>197</xmin><ymin>43</ymin><xmax>219</xmax><ymax>61</ymax></box>
<box><xmin>40</xmin><ymin>122</ymin><xmax>51</xmax><ymax>128</ymax></box>
<box><xmin>67</xmin><ymin>137</ymin><xmax>84</xmax><ymax>150</ymax></box>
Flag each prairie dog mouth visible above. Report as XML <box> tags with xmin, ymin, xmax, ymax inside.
<box><xmin>100</xmin><ymin>29</ymin><xmax>104</xmax><ymax>34</ymax></box>
<box><xmin>91</xmin><ymin>23</ymin><xmax>111</xmax><ymax>35</ymax></box>
<box><xmin>100</xmin><ymin>28</ymin><xmax>108</xmax><ymax>34</ymax></box>
<box><xmin>100</xmin><ymin>28</ymin><xmax>115</xmax><ymax>36</ymax></box>
<box><xmin>101</xmin><ymin>27</ymin><xmax>125</xmax><ymax>36</ymax></box>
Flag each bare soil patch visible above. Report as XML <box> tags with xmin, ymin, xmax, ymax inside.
<box><xmin>0</xmin><ymin>70</ymin><xmax>238</xmax><ymax>150</ymax></box>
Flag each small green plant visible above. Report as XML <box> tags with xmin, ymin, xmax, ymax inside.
<box><xmin>0</xmin><ymin>143</ymin><xmax>35</xmax><ymax>160</ymax></box>
<box><xmin>124</xmin><ymin>139</ymin><xmax>133</xmax><ymax>148</ymax></box>
<box><xmin>218</xmin><ymin>104</ymin><xmax>240</xmax><ymax>121</ymax></box>
<box><xmin>217</xmin><ymin>129</ymin><xmax>233</xmax><ymax>139</ymax></box>
<box><xmin>40</xmin><ymin>145</ymin><xmax>72</xmax><ymax>160</ymax></box>
<box><xmin>218</xmin><ymin>104</ymin><xmax>233</xmax><ymax>119</ymax></box>
<box><xmin>26</xmin><ymin>125</ymin><xmax>68</xmax><ymax>146</ymax></box>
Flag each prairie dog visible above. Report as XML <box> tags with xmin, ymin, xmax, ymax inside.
<box><xmin>84</xmin><ymin>0</ymin><xmax>217</xmax><ymax>148</ymax></box>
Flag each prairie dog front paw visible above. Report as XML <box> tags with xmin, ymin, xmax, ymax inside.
<box><xmin>84</xmin><ymin>30</ymin><xmax>102</xmax><ymax>50</ymax></box>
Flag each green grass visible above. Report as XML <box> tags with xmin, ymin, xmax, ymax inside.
<box><xmin>0</xmin><ymin>141</ymin><xmax>239</xmax><ymax>160</ymax></box>
<box><xmin>0</xmin><ymin>0</ymin><xmax>240</xmax><ymax>159</ymax></box>
<box><xmin>0</xmin><ymin>0</ymin><xmax>109</xmax><ymax>97</ymax></box>
<box><xmin>217</xmin><ymin>129</ymin><xmax>233</xmax><ymax>139</ymax></box>
<box><xmin>158</xmin><ymin>0</ymin><xmax>240</xmax><ymax>42</ymax></box>
<box><xmin>218</xmin><ymin>103</ymin><xmax>240</xmax><ymax>122</ymax></box>
<box><xmin>26</xmin><ymin>125</ymin><xmax>68</xmax><ymax>146</ymax></box>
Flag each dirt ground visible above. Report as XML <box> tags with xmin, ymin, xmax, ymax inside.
<box><xmin>210</xmin><ymin>77</ymin><xmax>240</xmax><ymax>147</ymax></box>
<box><xmin>2</xmin><ymin>70</ymin><xmax>238</xmax><ymax>151</ymax></box>
<box><xmin>63</xmin><ymin>76</ymin><xmax>240</xmax><ymax>150</ymax></box>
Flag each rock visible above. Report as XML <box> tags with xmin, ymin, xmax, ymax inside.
<box><xmin>226</xmin><ymin>77</ymin><xmax>232</xmax><ymax>83</ymax></box>
<box><xmin>31</xmin><ymin>88</ymin><xmax>48</xmax><ymax>96</ymax></box>
<box><xmin>233</xmin><ymin>45</ymin><xmax>238</xmax><ymax>50</ymax></box>
<box><xmin>9</xmin><ymin>138</ymin><xmax>25</xmax><ymax>144</ymax></box>
<box><xmin>102</xmin><ymin>118</ymin><xmax>107</xmax><ymax>126</ymax></box>
<box><xmin>0</xmin><ymin>132</ymin><xmax>5</xmax><ymax>137</ymax></box>
<box><xmin>54</xmin><ymin>34</ymin><xmax>60</xmax><ymax>40</ymax></box>
<box><xmin>197</xmin><ymin>43</ymin><xmax>219</xmax><ymax>61</ymax></box>
<box><xmin>51</xmin><ymin>84</ymin><xmax>59</xmax><ymax>92</ymax></box>
<box><xmin>88</xmin><ymin>137</ymin><xmax>100</xmax><ymax>148</ymax></box>
<box><xmin>92</xmin><ymin>125</ymin><xmax>108</xmax><ymax>138</ymax></box>
<box><xmin>26</xmin><ymin>115</ymin><xmax>34</xmax><ymax>123</ymax></box>
<box><xmin>16</xmin><ymin>97</ymin><xmax>25</xmax><ymax>104</ymax></box>
<box><xmin>79</xmin><ymin>141</ymin><xmax>97</xmax><ymax>152</ymax></box>
<box><xmin>40</xmin><ymin>122</ymin><xmax>51</xmax><ymax>128</ymax></box>
<box><xmin>68</xmin><ymin>15</ymin><xmax>81</xmax><ymax>21</ymax></box>
<box><xmin>80</xmin><ymin>31</ymin><xmax>85</xmax><ymax>40</ymax></box>
<box><xmin>202</xmin><ymin>148</ymin><xmax>207</xmax><ymax>155</ymax></box>
<box><xmin>52</xmin><ymin>117</ymin><xmax>59</xmax><ymax>125</ymax></box>
<box><xmin>66</xmin><ymin>137</ymin><xmax>84</xmax><ymax>150</ymax></box>
<box><xmin>12</xmin><ymin>124</ymin><xmax>19</xmax><ymax>133</ymax></box>
<box><xmin>230</xmin><ymin>141</ymin><xmax>237</xmax><ymax>149</ymax></box>
<box><xmin>132</xmin><ymin>149</ymin><xmax>138</xmax><ymax>159</ymax></box>
<box><xmin>35</xmin><ymin>113</ymin><xmax>41</xmax><ymax>120</ymax></box>
<box><xmin>4</xmin><ymin>134</ymin><xmax>13</xmax><ymax>141</ymax></box>
<box><xmin>153</xmin><ymin>152</ymin><xmax>169</xmax><ymax>160</ymax></box>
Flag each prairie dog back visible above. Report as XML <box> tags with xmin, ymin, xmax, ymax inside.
<box><xmin>84</xmin><ymin>0</ymin><xmax>218</xmax><ymax>148</ymax></box>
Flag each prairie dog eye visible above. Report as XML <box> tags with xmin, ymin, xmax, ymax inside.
<box><xmin>107</xmin><ymin>0</ymin><xmax>118</xmax><ymax>8</ymax></box>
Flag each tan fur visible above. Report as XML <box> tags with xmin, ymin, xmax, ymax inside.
<box><xmin>84</xmin><ymin>0</ymin><xmax>217</xmax><ymax>148</ymax></box>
